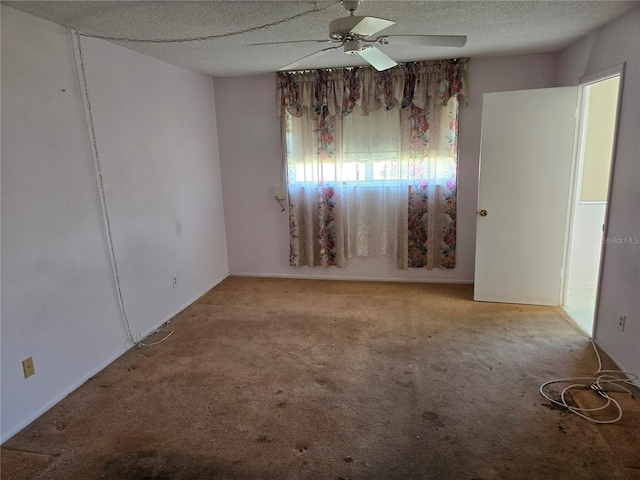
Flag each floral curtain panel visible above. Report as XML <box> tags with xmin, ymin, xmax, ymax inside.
<box><xmin>277</xmin><ymin>58</ymin><xmax>468</xmax><ymax>270</ymax></box>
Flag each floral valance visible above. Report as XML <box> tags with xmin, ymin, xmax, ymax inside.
<box><xmin>276</xmin><ymin>58</ymin><xmax>468</xmax><ymax>118</ymax></box>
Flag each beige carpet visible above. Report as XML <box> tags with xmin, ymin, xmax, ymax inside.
<box><xmin>0</xmin><ymin>448</ymin><xmax>57</xmax><ymax>479</ymax></box>
<box><xmin>2</xmin><ymin>277</ymin><xmax>638</xmax><ymax>479</ymax></box>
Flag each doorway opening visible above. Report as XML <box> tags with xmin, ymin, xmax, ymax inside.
<box><xmin>563</xmin><ymin>71</ymin><xmax>622</xmax><ymax>336</ymax></box>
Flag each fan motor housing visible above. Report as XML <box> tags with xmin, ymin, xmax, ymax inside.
<box><xmin>329</xmin><ymin>17</ymin><xmax>364</xmax><ymax>41</ymax></box>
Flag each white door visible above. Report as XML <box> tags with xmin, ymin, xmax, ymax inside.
<box><xmin>474</xmin><ymin>87</ymin><xmax>578</xmax><ymax>305</ymax></box>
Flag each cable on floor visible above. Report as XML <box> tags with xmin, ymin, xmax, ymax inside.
<box><xmin>138</xmin><ymin>322</ymin><xmax>174</xmax><ymax>347</ymax></box>
<box><xmin>539</xmin><ymin>340</ymin><xmax>638</xmax><ymax>423</ymax></box>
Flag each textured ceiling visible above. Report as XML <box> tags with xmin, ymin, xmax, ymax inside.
<box><xmin>4</xmin><ymin>1</ymin><xmax>639</xmax><ymax>76</ymax></box>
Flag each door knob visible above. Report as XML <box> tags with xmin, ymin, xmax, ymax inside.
<box><xmin>479</xmin><ymin>209</ymin><xmax>488</xmax><ymax>217</ymax></box>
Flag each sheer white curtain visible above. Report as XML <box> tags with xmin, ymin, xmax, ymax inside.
<box><xmin>286</xmin><ymin>106</ymin><xmax>406</xmax><ymax>265</ymax></box>
<box><xmin>341</xmin><ymin>107</ymin><xmax>405</xmax><ymax>258</ymax></box>
<box><xmin>278</xmin><ymin>60</ymin><xmax>467</xmax><ymax>269</ymax></box>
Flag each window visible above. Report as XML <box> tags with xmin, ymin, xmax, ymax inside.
<box><xmin>277</xmin><ymin>59</ymin><xmax>467</xmax><ymax>269</ymax></box>
<box><xmin>287</xmin><ymin>106</ymin><xmax>402</xmax><ymax>185</ymax></box>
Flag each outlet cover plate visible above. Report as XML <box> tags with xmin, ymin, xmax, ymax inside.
<box><xmin>22</xmin><ymin>357</ymin><xmax>35</xmax><ymax>378</ymax></box>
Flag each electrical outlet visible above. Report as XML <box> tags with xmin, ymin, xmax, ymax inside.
<box><xmin>22</xmin><ymin>357</ymin><xmax>35</xmax><ymax>379</ymax></box>
<box><xmin>618</xmin><ymin>315</ymin><xmax>626</xmax><ymax>331</ymax></box>
<box><xmin>172</xmin><ymin>275</ymin><xmax>178</xmax><ymax>288</ymax></box>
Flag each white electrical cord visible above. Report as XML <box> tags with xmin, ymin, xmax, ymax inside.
<box><xmin>539</xmin><ymin>340</ymin><xmax>638</xmax><ymax>424</ymax></box>
<box><xmin>138</xmin><ymin>324</ymin><xmax>174</xmax><ymax>348</ymax></box>
<box><xmin>70</xmin><ymin>2</ymin><xmax>340</xmax><ymax>348</ymax></box>
<box><xmin>74</xmin><ymin>2</ymin><xmax>338</xmax><ymax>44</ymax></box>
<box><xmin>74</xmin><ymin>31</ymin><xmax>175</xmax><ymax>349</ymax></box>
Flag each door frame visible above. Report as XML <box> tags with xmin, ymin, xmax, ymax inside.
<box><xmin>560</xmin><ymin>63</ymin><xmax>626</xmax><ymax>337</ymax></box>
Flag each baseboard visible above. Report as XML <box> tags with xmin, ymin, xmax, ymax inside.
<box><xmin>592</xmin><ymin>338</ymin><xmax>640</xmax><ymax>388</ymax></box>
<box><xmin>229</xmin><ymin>272</ymin><xmax>473</xmax><ymax>284</ymax></box>
<box><xmin>145</xmin><ymin>276</ymin><xmax>226</xmax><ymax>336</ymax></box>
<box><xmin>231</xmin><ymin>272</ymin><xmax>311</xmax><ymax>280</ymax></box>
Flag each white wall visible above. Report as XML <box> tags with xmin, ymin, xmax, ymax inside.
<box><xmin>1</xmin><ymin>6</ymin><xmax>228</xmax><ymax>441</ymax></box>
<box><xmin>215</xmin><ymin>53</ymin><xmax>557</xmax><ymax>283</ymax></box>
<box><xmin>556</xmin><ymin>6</ymin><xmax>640</xmax><ymax>378</ymax></box>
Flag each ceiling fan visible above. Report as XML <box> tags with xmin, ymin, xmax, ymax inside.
<box><xmin>253</xmin><ymin>0</ymin><xmax>467</xmax><ymax>72</ymax></box>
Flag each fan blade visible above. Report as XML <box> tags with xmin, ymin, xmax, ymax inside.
<box><xmin>278</xmin><ymin>44</ymin><xmax>344</xmax><ymax>71</ymax></box>
<box><xmin>350</xmin><ymin>16</ymin><xmax>395</xmax><ymax>37</ymax></box>
<box><xmin>358</xmin><ymin>46</ymin><xmax>397</xmax><ymax>71</ymax></box>
<box><xmin>248</xmin><ymin>39</ymin><xmax>336</xmax><ymax>46</ymax></box>
<box><xmin>375</xmin><ymin>35</ymin><xmax>467</xmax><ymax>47</ymax></box>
